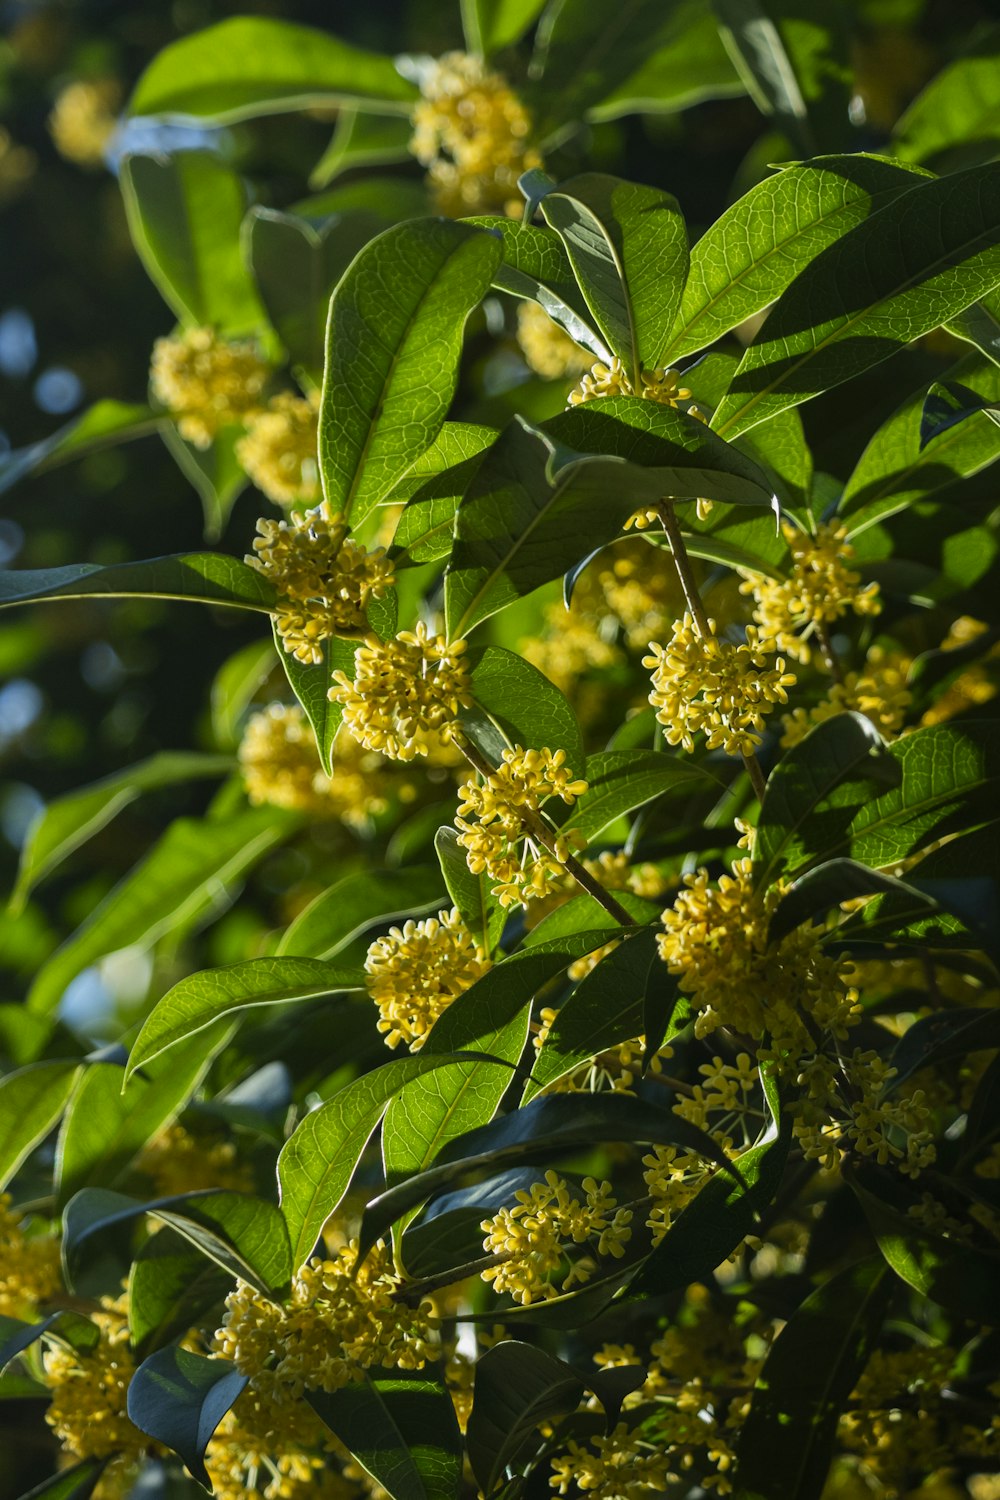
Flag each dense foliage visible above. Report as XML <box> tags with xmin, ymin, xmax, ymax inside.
<box><xmin>2</xmin><ymin>3</ymin><xmax>1000</xmax><ymax>1498</ymax></box>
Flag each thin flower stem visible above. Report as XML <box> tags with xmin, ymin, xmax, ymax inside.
<box><xmin>657</xmin><ymin>501</ymin><xmax>769</xmax><ymax>803</ymax></box>
<box><xmin>457</xmin><ymin>737</ymin><xmax>635</xmax><ymax>927</ymax></box>
<box><xmin>815</xmin><ymin>620</ymin><xmax>844</xmax><ymax>683</ymax></box>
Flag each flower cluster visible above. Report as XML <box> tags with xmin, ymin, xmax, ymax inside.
<box><xmin>568</xmin><ymin>356</ymin><xmax>696</xmax><ymax>411</ymax></box>
<box><xmin>0</xmin><ymin>1193</ymin><xmax>61</xmax><ymax>1317</ymax></box>
<box><xmin>137</xmin><ymin>1121</ymin><xmax>254</xmax><ymax>1197</ymax></box>
<box><xmin>150</xmin><ymin>327</ymin><xmax>269</xmax><ymax>448</ymax></box>
<box><xmin>658</xmin><ymin>854</ymin><xmax>860</xmax><ymax>1064</ymax></box>
<box><xmin>481</xmin><ymin>1171</ymin><xmax>632</xmax><ymax>1304</ymax></box>
<box><xmin>330</xmin><ymin>624</ymin><xmax>471</xmax><ymax>761</ymax></box>
<box><xmin>549</xmin><ymin>1423</ymin><xmax>671</xmax><ymax>1499</ymax></box>
<box><xmin>364</xmin><ymin>907</ymin><xmax>491</xmax><ymax>1049</ymax></box>
<box><xmin>780</xmin><ymin>645</ymin><xmax>912</xmax><ymax>747</ymax></box>
<box><xmin>247</xmin><ymin>504</ymin><xmax>395</xmax><ymax>663</ymax></box>
<box><xmin>516</xmin><ymin>301</ymin><xmax>593</xmax><ymax>380</ymax></box>
<box><xmin>238</xmin><ymin>704</ymin><xmax>396</xmax><ymax>827</ymax></box>
<box><xmin>743</xmin><ymin>522</ymin><xmax>882</xmax><ymax>663</ymax></box>
<box><xmin>455</xmin><ymin>746</ymin><xmax>588</xmax><ymax>907</ymax></box>
<box><xmin>48</xmin><ymin>78</ymin><xmax>120</xmax><ymax>166</ymax></box>
<box><xmin>793</xmin><ymin>1047</ymin><xmax>937</xmax><ymax>1177</ymax></box>
<box><xmin>214</xmin><ymin>1243</ymin><xmax>440</xmax><ymax>1398</ymax></box>
<box><xmin>237</xmin><ymin>391</ymin><xmax>321</xmax><ymax>506</ymax></box>
<box><xmin>644</xmin><ymin>614</ymin><xmax>796</xmax><ymax>757</ymax></box>
<box><xmin>410</xmin><ymin>51</ymin><xmax>541</xmax><ymax>216</ymax></box>
<box><xmin>522</xmin><ymin>598</ymin><xmax>623</xmax><ymax>694</ymax></box>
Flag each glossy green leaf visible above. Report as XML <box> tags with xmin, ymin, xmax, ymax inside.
<box><xmin>768</xmin><ymin>858</ymin><xmax>958</xmax><ymax>946</ymax></box>
<box><xmin>467</xmin><ymin>1342</ymin><xmax>585</xmax><ymax>1496</ymax></box>
<box><xmin>126</xmin><ymin>957</ymin><xmax>362</xmax><ymax>1081</ymax></box>
<box><xmin>278</xmin><ymin>1052</ymin><xmax>501</xmax><ymax>1269</ymax></box>
<box><xmin>712</xmin><ymin>164</ymin><xmax>1000</xmax><ymax>439</ymax></box>
<box><xmin>444</xmin><ymin>406</ymin><xmax>774</xmax><ymax>637</ymax></box>
<box><xmin>564</xmin><ymin>749</ymin><xmax>717</xmax><ymax>843</ymax></box>
<box><xmin>469</xmin><ymin>646</ymin><xmax>584</xmax><ymax>769</ymax></box>
<box><xmin>57</xmin><ymin>1035</ymin><xmax>227</xmax><ymax>1205</ymax></box>
<box><xmin>389</xmin><ymin>421</ymin><xmax>498</xmax><ymax>507</ymax></box>
<box><xmin>27</xmin><ymin>805</ymin><xmax>295</xmax><ymax>1014</ymax></box>
<box><xmin>0</xmin><ymin>554</ymin><xmax>276</xmax><ymax>616</ymax></box>
<box><xmin>753</xmin><ymin>712</ymin><xmax>900</xmax><ymax>886</ymax></box>
<box><xmin>320</xmin><ymin>219</ymin><xmax>501</xmax><ymax>525</ymax></box>
<box><xmin>210</xmin><ymin>639</ymin><xmax>276</xmax><ymax>752</ymax></box>
<box><xmin>541</xmin><ymin>173</ymin><xmax>688</xmax><ymax>376</ymax></box>
<box><xmin>434</xmin><ymin>828</ymin><xmax>505</xmax><ymax>956</ymax></box>
<box><xmin>839</xmin><ymin>353</ymin><xmax>1000</xmax><ymax>536</ymax></box>
<box><xmin>892</xmin><ymin>25</ymin><xmax>1000</xmax><ymax>164</ymax></box>
<box><xmin>127</xmin><ymin>1346</ymin><xmax>247</xmax><ymax>1488</ymax></box>
<box><xmin>0</xmin><ymin>400</ymin><xmax>160</xmax><ymax>499</ymax></box>
<box><xmin>461</xmin><ymin>0</ymin><xmax>548</xmax><ymax>56</ymax></box>
<box><xmin>947</xmin><ymin>286</ymin><xmax>1000</xmax><ymax>363</ymax></box>
<box><xmin>120</xmin><ymin>152</ymin><xmax>265</xmax><ymax>334</ymax></box>
<box><xmin>276</xmin><ymin>630</ymin><xmax>359</xmax><ymax>778</ymax></box>
<box><xmin>129</xmin><ymin>17</ymin><xmax>417</xmax><ymax>122</ymax></box>
<box><xmin>244</xmin><ymin>206</ymin><xmax>384</xmax><ymax>377</ymax></box>
<box><xmin>129</xmin><ymin>1229</ymin><xmax>233</xmax><ymax>1357</ymax></box>
<box><xmin>0</xmin><ymin>1061</ymin><xmax>79</xmax><ymax>1189</ymax></box>
<box><xmin>887</xmin><ymin>1006</ymin><xmax>1000</xmax><ymax>1094</ymax></box>
<box><xmin>12</xmin><ymin>751</ymin><xmax>232</xmax><ymax>912</ymax></box>
<box><xmin>588</xmin><ymin>0</ymin><xmax>741</xmax><ymax>120</ymax></box>
<box><xmin>308</xmin><ymin>1373</ymin><xmax>462</xmax><ymax>1500</ymax></box>
<box><xmin>668</xmin><ymin>155</ymin><xmax>923</xmax><ymax>362</ymax></box>
<box><xmin>278</xmin><ymin>869</ymin><xmax>445</xmax><ymax>960</ymax></box>
<box><xmin>0</xmin><ymin>1310</ymin><xmax>100</xmax><ymax>1373</ymax></box>
<box><xmin>735</xmin><ymin>1258</ymin><xmax>891</xmax><ymax>1500</ymax></box>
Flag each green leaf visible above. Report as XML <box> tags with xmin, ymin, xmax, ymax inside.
<box><xmin>12</xmin><ymin>751</ymin><xmax>232</xmax><ymax>912</ymax></box>
<box><xmin>210</xmin><ymin>639</ymin><xmax>276</xmax><ymax>752</ymax></box>
<box><xmin>126</xmin><ymin>957</ymin><xmax>361</xmax><ymax>1080</ymax></box>
<box><xmin>434</xmin><ymin>828</ymin><xmax>505</xmax><ymax>956</ymax></box>
<box><xmin>244</xmin><ymin>205</ymin><xmax>384</xmax><ymax>378</ymax></box>
<box><xmin>308</xmin><ymin>1373</ymin><xmax>462</xmax><ymax>1500</ymax></box>
<box><xmin>887</xmin><ymin>1007</ymin><xmax>1000</xmax><ymax>1094</ymax></box>
<box><xmin>541</xmin><ymin>173</ymin><xmax>688</xmax><ymax>378</ymax></box>
<box><xmin>588</xmin><ymin>0</ymin><xmax>741</xmax><ymax>121</ymax></box>
<box><xmin>444</xmin><ymin>407</ymin><xmax>774</xmax><ymax>638</ymax></box>
<box><xmin>564</xmin><ymin>749</ymin><xmax>717</xmax><ymax>843</ymax></box>
<box><xmin>121</xmin><ymin>152</ymin><xmax>265</xmax><ymax>335</ymax></box>
<box><xmin>753</xmin><ymin>712</ymin><xmax>900</xmax><ymax>886</ymax></box>
<box><xmin>946</xmin><ymin>286</ymin><xmax>1000</xmax><ymax>363</ymax></box>
<box><xmin>525</xmin><ymin>927</ymin><xmax>661</xmax><ymax>1099</ymax></box>
<box><xmin>712</xmin><ymin>164</ymin><xmax>1000</xmax><ymax>439</ymax></box>
<box><xmin>892</xmin><ymin>24</ymin><xmax>1000</xmax><ymax>164</ymax></box>
<box><xmin>129</xmin><ymin>1229</ymin><xmax>233</xmax><ymax>1357</ymax></box>
<box><xmin>276</xmin><ymin>630</ymin><xmax>358</xmax><ymax>778</ymax></box>
<box><xmin>0</xmin><ymin>1061</ymin><xmax>79</xmax><ymax>1189</ymax></box>
<box><xmin>16</xmin><ymin>1459</ymin><xmax>107</xmax><ymax>1500</ymax></box>
<box><xmin>277</xmin><ymin>869</ymin><xmax>446</xmax><ymax>960</ymax></box>
<box><xmin>0</xmin><ymin>400</ymin><xmax>160</xmax><ymax>499</ymax></box>
<box><xmin>738</xmin><ymin>406</ymin><xmax>813</xmax><ymax>512</ymax></box>
<box><xmin>63</xmin><ymin>1187</ymin><xmax>293</xmax><ymax>1298</ymax></box>
<box><xmin>127</xmin><ymin>1346</ymin><xmax>247</xmax><ymax>1488</ymax></box>
<box><xmin>735</xmin><ymin>1258</ymin><xmax>891</xmax><ymax>1500</ymax></box>
<box><xmin>278</xmin><ymin>1052</ymin><xmax>502</xmax><ymax>1269</ymax></box>
<box><xmin>839</xmin><ymin>353</ymin><xmax>1000</xmax><ymax>536</ymax></box>
<box><xmin>466</xmin><ymin>216</ymin><xmax>606</xmax><ymax>360</ymax></box>
<box><xmin>389</xmin><ymin>421</ymin><xmax>499</xmax><ymax>506</ymax></box>
<box><xmin>129</xmin><ymin>17</ymin><xmax>417</xmax><ymax>122</ymax></box>
<box><xmin>710</xmin><ymin>0</ymin><xmax>818</xmax><ymax>154</ymax></box>
<box><xmin>767</xmin><ymin>858</ymin><xmax>961</xmax><ymax>947</ymax></box>
<box><xmin>27</xmin><ymin>805</ymin><xmax>294</xmax><ymax>1014</ymax></box>
<box><xmin>0</xmin><ymin>554</ymin><xmax>276</xmax><ymax>615</ymax></box>
<box><xmin>467</xmin><ymin>1342</ymin><xmax>586</xmax><ymax>1496</ymax></box>
<box><xmin>57</xmin><ymin>1035</ymin><xmax>228</xmax><ymax>1206</ymax></box>
<box><xmin>160</xmin><ymin>422</ymin><xmax>249</xmax><ymax>543</ymax></box>
<box><xmin>310</xmin><ymin>109</ymin><xmax>415</xmax><ymax>188</ymax></box>
<box><xmin>461</xmin><ymin>0</ymin><xmax>548</xmax><ymax>56</ymax></box>
<box><xmin>469</xmin><ymin>646</ymin><xmax>584</xmax><ymax>769</ymax></box>
<box><xmin>320</xmin><ymin>219</ymin><xmax>501</xmax><ymax>526</ymax></box>
<box><xmin>362</xmin><ymin>1091</ymin><xmax>738</xmax><ymax>1254</ymax></box>
<box><xmin>0</xmin><ymin>1311</ymin><xmax>100</xmax><ymax>1374</ymax></box>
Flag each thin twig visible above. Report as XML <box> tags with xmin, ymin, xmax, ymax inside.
<box><xmin>815</xmin><ymin>620</ymin><xmax>843</xmax><ymax>683</ymax></box>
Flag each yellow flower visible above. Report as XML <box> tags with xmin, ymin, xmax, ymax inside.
<box><xmin>521</xmin><ymin>600</ymin><xmax>622</xmax><ymax>693</ymax></box>
<box><xmin>780</xmin><ymin>646</ymin><xmax>912</xmax><ymax>747</ymax></box>
<box><xmin>247</xmin><ymin>504</ymin><xmax>395</xmax><ymax>663</ymax></box>
<box><xmin>455</xmin><ymin>745</ymin><xmax>588</xmax><ymax>908</ymax></box>
<box><xmin>410</xmin><ymin>51</ymin><xmax>542</xmax><ymax>216</ymax></box>
<box><xmin>516</xmin><ymin>301</ymin><xmax>593</xmax><ymax>380</ymax></box>
<box><xmin>549</xmin><ymin>1422</ymin><xmax>671</xmax><ymax>1498</ymax></box>
<box><xmin>48</xmin><ymin>78</ymin><xmax>120</xmax><ymax>167</ymax></box>
<box><xmin>644</xmin><ymin>614</ymin><xmax>795</xmax><ymax>758</ymax></box>
<box><xmin>793</xmin><ymin>1047</ymin><xmax>936</xmax><ymax>1178</ymax></box>
<box><xmin>365</xmin><ymin>907</ymin><xmax>492</xmax><ymax>1050</ymax></box>
<box><xmin>596</xmin><ymin>540</ymin><xmax>685</xmax><ymax>651</ymax></box>
<box><xmin>330</xmin><ymin>624</ymin><xmax>471</xmax><ymax>761</ymax></box>
<box><xmin>237</xmin><ymin>392</ymin><xmax>321</xmax><ymax>506</ymax></box>
<box><xmin>921</xmin><ymin>615</ymin><xmax>999</xmax><ymax>726</ymax></box>
<box><xmin>137</xmin><ymin>1122</ymin><xmax>254</xmax><ymax>1197</ymax></box>
<box><xmin>481</xmin><ymin>1172</ymin><xmax>632</xmax><ymax>1304</ymax></box>
<box><xmin>0</xmin><ymin>1193</ymin><xmax>61</xmax><ymax>1317</ymax></box>
<box><xmin>150</xmin><ymin>327</ymin><xmax>269</xmax><ymax>448</ymax></box>
<box><xmin>742</xmin><ymin>521</ymin><xmax>881</xmax><ymax>664</ymax></box>
<box><xmin>658</xmin><ymin>854</ymin><xmax>859</xmax><ymax>1063</ymax></box>
<box><xmin>239</xmin><ymin>706</ymin><xmax>397</xmax><ymax>828</ymax></box>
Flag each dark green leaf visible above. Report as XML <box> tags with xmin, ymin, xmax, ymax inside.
<box><xmin>121</xmin><ymin>152</ymin><xmax>265</xmax><ymax>334</ymax></box>
<box><xmin>126</xmin><ymin>957</ymin><xmax>362</xmax><ymax>1080</ymax></box>
<box><xmin>277</xmin><ymin>869</ymin><xmax>446</xmax><ymax>960</ymax></box>
<box><xmin>0</xmin><ymin>401</ymin><xmax>160</xmax><ymax>499</ymax></box>
<box><xmin>713</xmin><ymin>165</ymin><xmax>1000</xmax><ymax>439</ymax></box>
<box><xmin>129</xmin><ymin>1229</ymin><xmax>233</xmax><ymax>1357</ymax></box>
<box><xmin>735</xmin><ymin>1258</ymin><xmax>891</xmax><ymax>1500</ymax></box>
<box><xmin>17</xmin><ymin>1459</ymin><xmax>107</xmax><ymax>1500</ymax></box>
<box><xmin>0</xmin><ymin>1061</ymin><xmax>79</xmax><ymax>1189</ymax></box>
<box><xmin>0</xmin><ymin>1311</ymin><xmax>100</xmax><ymax>1374</ymax></box>
<box><xmin>0</xmin><ymin>554</ymin><xmax>276</xmax><ymax>615</ymax></box>
<box><xmin>308</xmin><ymin>1373</ymin><xmax>462</xmax><ymax>1500</ymax></box>
<box><xmin>461</xmin><ymin>0</ymin><xmax>548</xmax><ymax>56</ymax></box>
<box><xmin>469</xmin><ymin>646</ymin><xmax>584</xmax><ymax>769</ymax></box>
<box><xmin>467</xmin><ymin>1342</ymin><xmax>585</xmax><ymax>1495</ymax></box>
<box><xmin>160</xmin><ymin>423</ymin><xmax>248</xmax><ymax>543</ymax></box>
<box><xmin>892</xmin><ymin>24</ymin><xmax>1000</xmax><ymax>164</ymax></box>
<box><xmin>588</xmin><ymin>0</ymin><xmax>741</xmax><ymax>121</ymax></box>
<box><xmin>564</xmin><ymin>749</ymin><xmax>717</xmax><ymax>843</ymax></box>
<box><xmin>128</xmin><ymin>17</ymin><xmax>417</xmax><ymax>122</ymax></box>
<box><xmin>127</xmin><ymin>1346</ymin><xmax>247</xmax><ymax>1488</ymax></box>
<box><xmin>768</xmin><ymin>858</ymin><xmax>957</xmax><ymax>946</ymax></box>
<box><xmin>434</xmin><ymin>828</ymin><xmax>505</xmax><ymax>956</ymax></box>
<box><xmin>887</xmin><ymin>1007</ymin><xmax>1000</xmax><ymax>1093</ymax></box>
<box><xmin>320</xmin><ymin>219</ymin><xmax>501</xmax><ymax>525</ymax></box>
<box><xmin>463</xmin><ymin>217</ymin><xmax>604</xmax><ymax>357</ymax></box>
<box><xmin>276</xmin><ymin>630</ymin><xmax>359</xmax><ymax>777</ymax></box>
